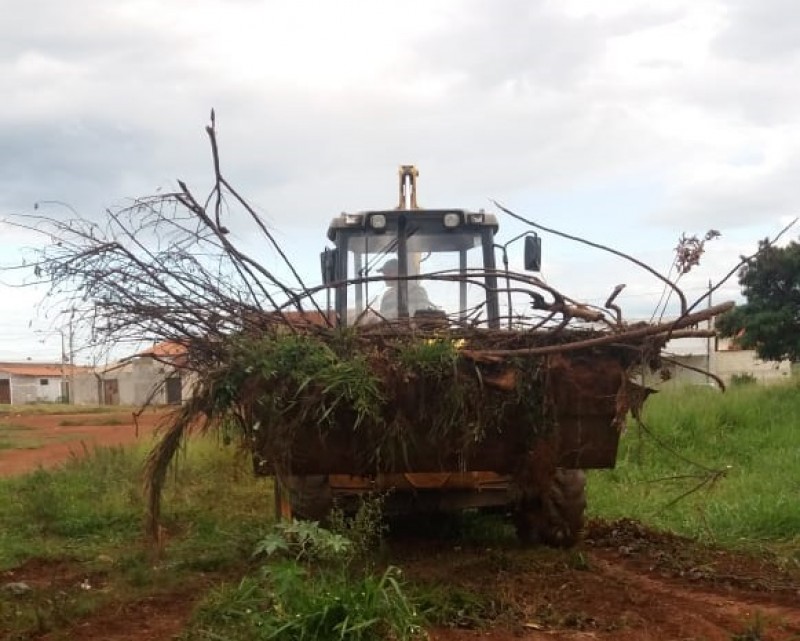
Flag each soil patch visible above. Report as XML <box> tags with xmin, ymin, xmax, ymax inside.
<box><xmin>400</xmin><ymin>519</ymin><xmax>800</xmax><ymax>641</ymax></box>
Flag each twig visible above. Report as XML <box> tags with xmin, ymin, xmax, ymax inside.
<box><xmin>492</xmin><ymin>201</ymin><xmax>689</xmax><ymax>314</ymax></box>
<box><xmin>659</xmin><ymin>354</ymin><xmax>726</xmax><ymax>391</ymax></box>
<box><xmin>462</xmin><ymin>302</ymin><xmax>734</xmax><ymax>357</ymax></box>
<box><xmin>682</xmin><ymin>217</ymin><xmax>798</xmax><ymax>318</ymax></box>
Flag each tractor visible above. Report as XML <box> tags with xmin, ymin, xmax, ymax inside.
<box><xmin>265</xmin><ymin>166</ymin><xmax>637</xmax><ymax>547</ymax></box>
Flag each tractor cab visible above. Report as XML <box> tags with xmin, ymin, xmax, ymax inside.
<box><xmin>321</xmin><ymin>166</ymin><xmax>540</xmax><ymax>328</ymax></box>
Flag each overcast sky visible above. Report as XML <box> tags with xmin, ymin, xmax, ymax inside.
<box><xmin>1</xmin><ymin>0</ymin><xmax>798</xmax><ymax>362</ymax></box>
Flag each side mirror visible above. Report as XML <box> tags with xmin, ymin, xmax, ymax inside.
<box><xmin>524</xmin><ymin>234</ymin><xmax>541</xmax><ymax>272</ymax></box>
<box><xmin>320</xmin><ymin>248</ymin><xmax>338</xmax><ymax>284</ymax></box>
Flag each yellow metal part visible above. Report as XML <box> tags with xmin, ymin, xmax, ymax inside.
<box><xmin>397</xmin><ymin>165</ymin><xmax>422</xmax><ymax>274</ymax></box>
<box><xmin>397</xmin><ymin>165</ymin><xmax>420</xmax><ymax>210</ymax></box>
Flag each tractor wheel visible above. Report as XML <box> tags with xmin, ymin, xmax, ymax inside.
<box><xmin>274</xmin><ymin>475</ymin><xmax>333</xmax><ymax>522</ymax></box>
<box><xmin>514</xmin><ymin>468</ymin><xmax>586</xmax><ymax>548</ymax></box>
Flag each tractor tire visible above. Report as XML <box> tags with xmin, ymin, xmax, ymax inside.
<box><xmin>276</xmin><ymin>475</ymin><xmax>333</xmax><ymax>522</ymax></box>
<box><xmin>514</xmin><ymin>468</ymin><xmax>586</xmax><ymax>548</ymax></box>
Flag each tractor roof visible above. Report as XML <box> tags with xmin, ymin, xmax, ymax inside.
<box><xmin>326</xmin><ymin>208</ymin><xmax>499</xmax><ymax>241</ymax></box>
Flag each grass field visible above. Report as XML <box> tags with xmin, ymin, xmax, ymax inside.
<box><xmin>0</xmin><ymin>384</ymin><xmax>798</xmax><ymax>638</ymax></box>
<box><xmin>589</xmin><ymin>381</ymin><xmax>800</xmax><ymax>552</ymax></box>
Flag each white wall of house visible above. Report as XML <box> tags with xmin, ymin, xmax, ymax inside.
<box><xmin>712</xmin><ymin>349</ymin><xmax>791</xmax><ymax>383</ymax></box>
<box><xmin>1</xmin><ymin>374</ymin><xmax>67</xmax><ymax>404</ymax></box>
<box><xmin>72</xmin><ymin>373</ymin><xmax>101</xmax><ymax>405</ymax></box>
<box><xmin>657</xmin><ymin>354</ymin><xmax>712</xmax><ymax>386</ymax></box>
<box><xmin>652</xmin><ymin>346</ymin><xmax>791</xmax><ymax>388</ymax></box>
<box><xmin>73</xmin><ymin>357</ymin><xmax>190</xmax><ymax>406</ymax></box>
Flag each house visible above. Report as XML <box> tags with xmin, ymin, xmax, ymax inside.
<box><xmin>74</xmin><ymin>341</ymin><xmax>191</xmax><ymax>406</ymax></box>
<box><xmin>712</xmin><ymin>336</ymin><xmax>791</xmax><ymax>383</ymax></box>
<box><xmin>0</xmin><ymin>362</ymin><xmax>90</xmax><ymax>405</ymax></box>
<box><xmin>656</xmin><ymin>333</ymin><xmax>791</xmax><ymax>387</ymax></box>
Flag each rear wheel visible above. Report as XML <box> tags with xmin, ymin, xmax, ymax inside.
<box><xmin>514</xmin><ymin>469</ymin><xmax>586</xmax><ymax>548</ymax></box>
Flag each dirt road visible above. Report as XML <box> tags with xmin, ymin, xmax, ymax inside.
<box><xmin>0</xmin><ymin>408</ymin><xmax>167</xmax><ymax>476</ymax></box>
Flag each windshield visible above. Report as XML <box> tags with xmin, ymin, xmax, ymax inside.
<box><xmin>341</xmin><ymin>228</ymin><xmax>492</xmax><ymax>325</ymax></box>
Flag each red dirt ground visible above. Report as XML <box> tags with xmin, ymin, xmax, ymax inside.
<box><xmin>0</xmin><ymin>408</ymin><xmax>168</xmax><ymax>477</ymax></box>
<box><xmin>4</xmin><ymin>520</ymin><xmax>798</xmax><ymax>641</ymax></box>
<box><xmin>417</xmin><ymin>520</ymin><xmax>800</xmax><ymax>640</ymax></box>
<box><xmin>1</xmin><ymin>419</ymin><xmax>798</xmax><ymax>640</ymax></box>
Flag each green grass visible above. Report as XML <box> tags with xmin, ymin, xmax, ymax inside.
<box><xmin>0</xmin><ymin>422</ymin><xmax>34</xmax><ymax>431</ymax></box>
<box><xmin>0</xmin><ymin>423</ymin><xmax>40</xmax><ymax>449</ymax></box>
<box><xmin>589</xmin><ymin>382</ymin><xmax>800</xmax><ymax>549</ymax></box>
<box><xmin>57</xmin><ymin>417</ymin><xmax>127</xmax><ymax>427</ymax></box>
<box><xmin>0</xmin><ymin>437</ymin><xmax>42</xmax><ymax>450</ymax></box>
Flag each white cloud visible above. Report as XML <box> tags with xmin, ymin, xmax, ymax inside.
<box><xmin>713</xmin><ymin>0</ymin><xmax>800</xmax><ymax>63</ymax></box>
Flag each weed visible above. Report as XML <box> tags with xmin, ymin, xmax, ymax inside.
<box><xmin>328</xmin><ymin>494</ymin><xmax>388</xmax><ymax>561</ymax></box>
<box><xmin>0</xmin><ymin>587</ymin><xmax>104</xmax><ymax>637</ymax></box>
<box><xmin>189</xmin><ymin>563</ymin><xmax>423</xmax><ymax>641</ymax></box>
<box><xmin>253</xmin><ymin>519</ymin><xmax>353</xmax><ymax>564</ymax></box>
<box><xmin>396</xmin><ymin>338</ymin><xmax>458</xmax><ymax>375</ymax></box>
<box><xmin>456</xmin><ymin>510</ymin><xmax>515</xmax><ymax>545</ymax></box>
<box><xmin>565</xmin><ymin>550</ymin><xmax>590</xmax><ymax>571</ymax></box>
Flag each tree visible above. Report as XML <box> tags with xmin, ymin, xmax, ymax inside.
<box><xmin>716</xmin><ymin>240</ymin><xmax>800</xmax><ymax>362</ymax></box>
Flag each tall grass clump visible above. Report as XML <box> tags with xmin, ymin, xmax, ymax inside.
<box><xmin>186</xmin><ymin>499</ymin><xmax>425</xmax><ymax>641</ymax></box>
<box><xmin>589</xmin><ymin>381</ymin><xmax>800</xmax><ymax>547</ymax></box>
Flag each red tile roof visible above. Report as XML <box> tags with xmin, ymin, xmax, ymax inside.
<box><xmin>134</xmin><ymin>341</ymin><xmax>188</xmax><ymax>358</ymax></box>
<box><xmin>0</xmin><ymin>363</ymin><xmax>90</xmax><ymax>378</ymax></box>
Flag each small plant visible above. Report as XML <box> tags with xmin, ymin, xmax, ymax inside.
<box><xmin>565</xmin><ymin>550</ymin><xmax>590</xmax><ymax>571</ymax></box>
<box><xmin>253</xmin><ymin>519</ymin><xmax>353</xmax><ymax>564</ymax></box>
<box><xmin>397</xmin><ymin>339</ymin><xmax>458</xmax><ymax>376</ymax></box>
<box><xmin>328</xmin><ymin>494</ymin><xmax>388</xmax><ymax>562</ymax></box>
